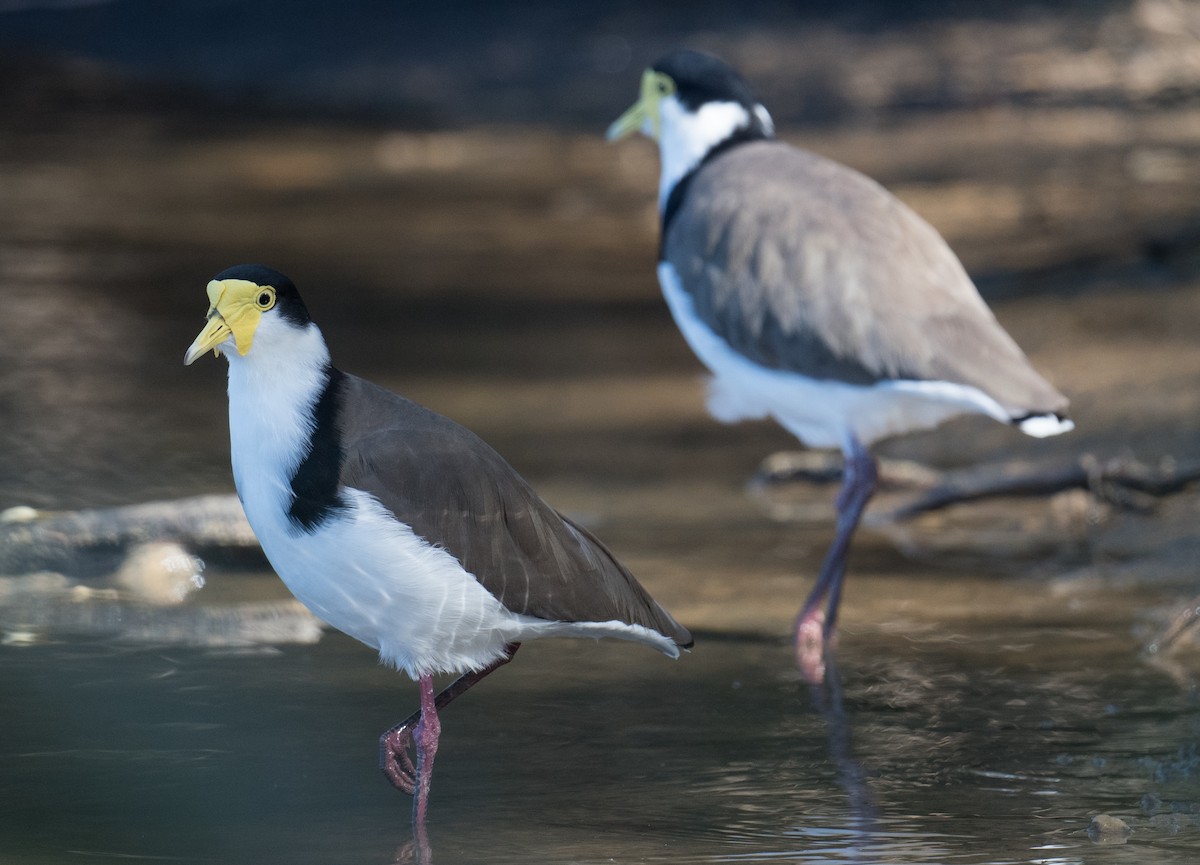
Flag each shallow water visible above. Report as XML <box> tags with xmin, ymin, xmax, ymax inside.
<box><xmin>4</xmin><ymin>597</ymin><xmax>1199</xmax><ymax>865</ymax></box>
<box><xmin>3</xmin><ymin>102</ymin><xmax>1200</xmax><ymax>863</ymax></box>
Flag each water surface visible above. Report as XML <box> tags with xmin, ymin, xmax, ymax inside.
<box><xmin>3</xmin><ymin>91</ymin><xmax>1200</xmax><ymax>865</ymax></box>
<box><xmin>4</xmin><ymin>598</ymin><xmax>1198</xmax><ymax>864</ymax></box>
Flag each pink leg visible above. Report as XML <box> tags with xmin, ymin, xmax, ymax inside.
<box><xmin>380</xmin><ymin>644</ymin><xmax>520</xmax><ymax>796</ymax></box>
<box><xmin>411</xmin><ymin>675</ymin><xmax>439</xmax><ymax>828</ymax></box>
<box><xmin>794</xmin><ymin>436</ymin><xmax>877</xmax><ymax>680</ymax></box>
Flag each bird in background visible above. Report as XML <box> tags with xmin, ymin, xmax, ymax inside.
<box><xmin>607</xmin><ymin>50</ymin><xmax>1072</xmax><ymax>675</ymax></box>
<box><xmin>184</xmin><ymin>265</ymin><xmax>691</xmax><ymax>833</ymax></box>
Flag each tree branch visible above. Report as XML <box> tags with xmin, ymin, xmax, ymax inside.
<box><xmin>0</xmin><ymin>494</ymin><xmax>255</xmax><ymax>576</ymax></box>
<box><xmin>753</xmin><ymin>451</ymin><xmax>1200</xmax><ymax>523</ymax></box>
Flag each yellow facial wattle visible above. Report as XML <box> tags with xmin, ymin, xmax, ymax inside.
<box><xmin>183</xmin><ymin>278</ymin><xmax>277</xmax><ymax>365</ymax></box>
<box><xmin>606</xmin><ymin>69</ymin><xmax>675</xmax><ymax>142</ymax></box>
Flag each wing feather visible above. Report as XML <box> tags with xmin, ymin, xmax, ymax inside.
<box><xmin>334</xmin><ymin>374</ymin><xmax>691</xmax><ymax>647</ymax></box>
<box><xmin>664</xmin><ymin>141</ymin><xmax>1067</xmax><ymax>416</ymax></box>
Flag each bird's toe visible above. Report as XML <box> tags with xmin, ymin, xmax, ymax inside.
<box><xmin>794</xmin><ymin>610</ymin><xmax>829</xmax><ymax>683</ymax></box>
<box><xmin>380</xmin><ymin>725</ymin><xmax>418</xmax><ymax>795</ymax></box>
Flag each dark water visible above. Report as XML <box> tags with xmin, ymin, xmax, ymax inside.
<box><xmin>3</xmin><ymin>593</ymin><xmax>1199</xmax><ymax>864</ymax></box>
<box><xmin>3</xmin><ymin>83</ymin><xmax>1200</xmax><ymax>862</ymax></box>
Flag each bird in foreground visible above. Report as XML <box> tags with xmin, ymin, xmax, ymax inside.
<box><xmin>184</xmin><ymin>264</ymin><xmax>691</xmax><ymax>826</ymax></box>
<box><xmin>607</xmin><ymin>50</ymin><xmax>1072</xmax><ymax>671</ymax></box>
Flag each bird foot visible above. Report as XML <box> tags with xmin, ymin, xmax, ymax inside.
<box><xmin>380</xmin><ymin>724</ymin><xmax>418</xmax><ymax>795</ymax></box>
<box><xmin>794</xmin><ymin>610</ymin><xmax>835</xmax><ymax>684</ymax></box>
<box><xmin>391</xmin><ymin>836</ymin><xmax>433</xmax><ymax>865</ymax></box>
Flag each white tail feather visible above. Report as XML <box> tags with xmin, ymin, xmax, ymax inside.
<box><xmin>1017</xmin><ymin>414</ymin><xmax>1075</xmax><ymax>438</ymax></box>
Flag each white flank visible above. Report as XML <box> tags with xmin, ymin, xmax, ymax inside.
<box><xmin>220</xmin><ymin>315</ymin><xmax>678</xmax><ymax>679</ymax></box>
<box><xmin>658</xmin><ymin>262</ymin><xmax>1033</xmax><ymax>449</ymax></box>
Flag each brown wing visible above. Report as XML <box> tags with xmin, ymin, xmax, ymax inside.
<box><xmin>664</xmin><ymin>140</ymin><xmax>1067</xmax><ymax>416</ymax></box>
<box><xmin>334</xmin><ymin>374</ymin><xmax>691</xmax><ymax>648</ymax></box>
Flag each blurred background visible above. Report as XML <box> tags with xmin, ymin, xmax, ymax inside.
<box><xmin>2</xmin><ymin>2</ymin><xmax>1200</xmax><ymax>863</ymax></box>
<box><xmin>2</xmin><ymin>0</ymin><xmax>1199</xmax><ymax>511</ymax></box>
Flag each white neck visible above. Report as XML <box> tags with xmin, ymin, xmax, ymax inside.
<box><xmin>656</xmin><ymin>97</ymin><xmax>761</xmax><ymax>209</ymax></box>
<box><xmin>223</xmin><ymin>319</ymin><xmax>331</xmax><ymax>511</ymax></box>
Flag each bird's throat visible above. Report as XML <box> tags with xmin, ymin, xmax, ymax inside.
<box><xmin>225</xmin><ymin>324</ymin><xmax>333</xmax><ymax>530</ymax></box>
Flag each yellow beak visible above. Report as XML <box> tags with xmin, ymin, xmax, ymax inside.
<box><xmin>183</xmin><ymin>278</ymin><xmax>273</xmax><ymax>365</ymax></box>
<box><xmin>183</xmin><ymin>312</ymin><xmax>232</xmax><ymax>366</ymax></box>
<box><xmin>606</xmin><ymin>69</ymin><xmax>662</xmax><ymax>141</ymax></box>
<box><xmin>606</xmin><ymin>99</ymin><xmax>648</xmax><ymax>141</ymax></box>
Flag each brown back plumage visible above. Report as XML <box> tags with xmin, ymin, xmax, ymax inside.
<box><xmin>334</xmin><ymin>374</ymin><xmax>692</xmax><ymax>649</ymax></box>
<box><xmin>664</xmin><ymin>140</ymin><xmax>1068</xmax><ymax>417</ymax></box>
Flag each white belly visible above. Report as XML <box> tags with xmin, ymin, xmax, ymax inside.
<box><xmin>240</xmin><ymin>485</ymin><xmax>523</xmax><ymax>677</ymax></box>
<box><xmin>658</xmin><ymin>261</ymin><xmax>1013</xmax><ymax>448</ymax></box>
<box><xmin>239</xmin><ymin>484</ymin><xmax>681</xmax><ymax>676</ymax></box>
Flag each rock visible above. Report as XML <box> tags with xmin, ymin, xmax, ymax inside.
<box><xmin>1087</xmin><ymin>814</ymin><xmax>1132</xmax><ymax>844</ymax></box>
<box><xmin>111</xmin><ymin>541</ymin><xmax>205</xmax><ymax>605</ymax></box>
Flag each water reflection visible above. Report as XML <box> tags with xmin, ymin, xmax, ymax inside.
<box><xmin>2</xmin><ymin>63</ymin><xmax>1200</xmax><ymax>861</ymax></box>
<box><xmin>3</xmin><ymin>604</ymin><xmax>1200</xmax><ymax>863</ymax></box>
<box><xmin>805</xmin><ymin>656</ymin><xmax>879</xmax><ymax>861</ymax></box>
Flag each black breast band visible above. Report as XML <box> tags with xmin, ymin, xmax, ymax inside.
<box><xmin>288</xmin><ymin>365</ymin><xmax>348</xmax><ymax>532</ymax></box>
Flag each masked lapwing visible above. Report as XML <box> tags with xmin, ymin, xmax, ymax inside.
<box><xmin>607</xmin><ymin>50</ymin><xmax>1071</xmax><ymax>669</ymax></box>
<box><xmin>184</xmin><ymin>264</ymin><xmax>691</xmax><ymax>823</ymax></box>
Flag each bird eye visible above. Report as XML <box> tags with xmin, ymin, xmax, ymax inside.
<box><xmin>255</xmin><ymin>288</ymin><xmax>276</xmax><ymax>311</ymax></box>
<box><xmin>657</xmin><ymin>76</ymin><xmax>675</xmax><ymax>96</ymax></box>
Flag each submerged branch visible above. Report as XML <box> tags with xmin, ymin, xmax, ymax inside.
<box><xmin>0</xmin><ymin>494</ymin><xmax>255</xmax><ymax>576</ymax></box>
<box><xmin>3</xmin><ymin>451</ymin><xmax>1197</xmax><ymax>574</ymax></box>
<box><xmin>753</xmin><ymin>451</ymin><xmax>1200</xmax><ymax>522</ymax></box>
